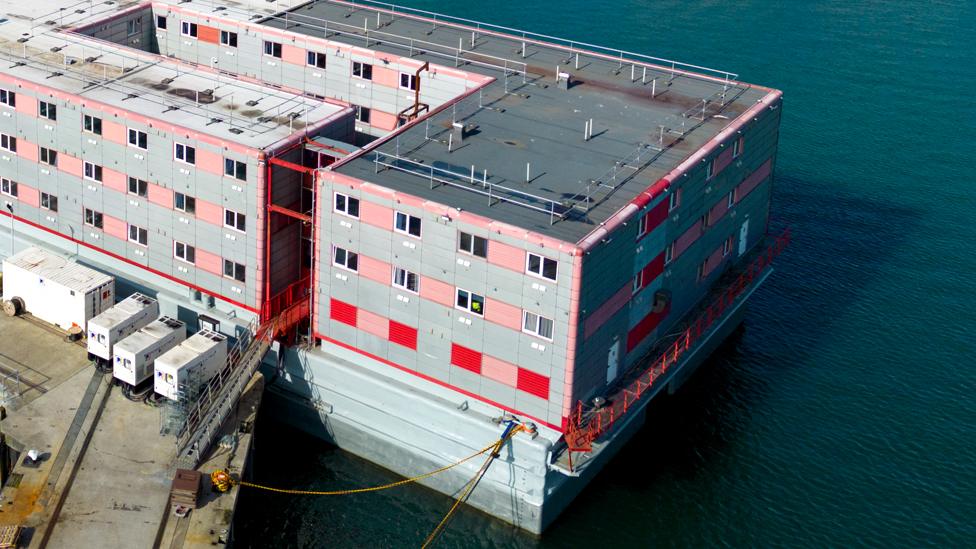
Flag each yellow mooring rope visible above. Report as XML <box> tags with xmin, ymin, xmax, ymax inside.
<box><xmin>210</xmin><ymin>422</ymin><xmax>523</xmax><ymax>548</ymax></box>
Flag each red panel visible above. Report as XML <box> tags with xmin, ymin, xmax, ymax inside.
<box><xmin>626</xmin><ymin>303</ymin><xmax>671</xmax><ymax>353</ymax></box>
<box><xmin>517</xmin><ymin>368</ymin><xmax>550</xmax><ymax>399</ymax></box>
<box><xmin>388</xmin><ymin>320</ymin><xmax>418</xmax><ymax>350</ymax></box>
<box><xmin>639</xmin><ymin>252</ymin><xmax>666</xmax><ymax>290</ymax></box>
<box><xmin>330</xmin><ymin>298</ymin><xmax>358</xmax><ymax>327</ymax></box>
<box><xmin>450</xmin><ymin>343</ymin><xmax>482</xmax><ymax>374</ymax></box>
<box><xmin>198</xmin><ymin>25</ymin><xmax>220</xmax><ymax>44</ymax></box>
<box><xmin>637</xmin><ymin>200</ymin><xmax>669</xmax><ymax>241</ymax></box>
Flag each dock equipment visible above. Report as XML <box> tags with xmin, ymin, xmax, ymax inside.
<box><xmin>86</xmin><ymin>293</ymin><xmax>158</xmax><ymax>368</ymax></box>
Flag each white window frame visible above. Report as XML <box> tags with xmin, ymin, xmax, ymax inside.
<box><xmin>458</xmin><ymin>231</ymin><xmax>488</xmax><ymax>258</ymax></box>
<box><xmin>126</xmin><ymin>19</ymin><xmax>142</xmax><ymax>36</ymax></box>
<box><xmin>174</xmin><ymin>142</ymin><xmax>195</xmax><ymax>164</ymax></box>
<box><xmin>0</xmin><ymin>89</ymin><xmax>14</xmax><ymax>108</ymax></box>
<box><xmin>128</xmin><ymin>224</ymin><xmax>148</xmax><ymax>246</ymax></box>
<box><xmin>84</xmin><ymin>208</ymin><xmax>103</xmax><ymax>229</ymax></box>
<box><xmin>631</xmin><ymin>271</ymin><xmax>643</xmax><ymax>295</ymax></box>
<box><xmin>174</xmin><ymin>192</ymin><xmax>195</xmax><ymax>214</ymax></box>
<box><xmin>355</xmin><ymin>105</ymin><xmax>371</xmax><ymax>124</ymax></box>
<box><xmin>39</xmin><ymin>101</ymin><xmax>57</xmax><ymax>121</ymax></box>
<box><xmin>83</xmin><ymin>114</ymin><xmax>102</xmax><ymax>135</ymax></box>
<box><xmin>127</xmin><ymin>177</ymin><xmax>148</xmax><ymax>197</ymax></box>
<box><xmin>174</xmin><ymin>241</ymin><xmax>196</xmax><ymax>264</ymax></box>
<box><xmin>307</xmin><ymin>51</ymin><xmax>326</xmax><ymax>69</ymax></box>
<box><xmin>522</xmin><ymin>311</ymin><xmax>554</xmax><ymax>341</ymax></box>
<box><xmin>727</xmin><ymin>189</ymin><xmax>736</xmax><ymax>208</ymax></box>
<box><xmin>223</xmin><ymin>209</ymin><xmax>246</xmax><ymax>233</ymax></box>
<box><xmin>669</xmin><ymin>189</ymin><xmax>681</xmax><ymax>212</ymax></box>
<box><xmin>223</xmin><ymin>259</ymin><xmax>245</xmax><ymax>283</ymax></box>
<box><xmin>83</xmin><ymin>161</ymin><xmax>103</xmax><ymax>182</ymax></box>
<box><xmin>732</xmin><ymin>137</ymin><xmax>743</xmax><ymax>159</ymax></box>
<box><xmin>0</xmin><ymin>133</ymin><xmax>15</xmax><ymax>153</ymax></box>
<box><xmin>224</xmin><ymin>158</ymin><xmax>246</xmax><ymax>181</ymax></box>
<box><xmin>332</xmin><ymin>246</ymin><xmax>359</xmax><ymax>272</ymax></box>
<box><xmin>0</xmin><ymin>178</ymin><xmax>17</xmax><ymax>198</ymax></box>
<box><xmin>128</xmin><ymin>128</ymin><xmax>148</xmax><ymax>150</ymax></box>
<box><xmin>723</xmin><ymin>235</ymin><xmax>733</xmax><ymax>257</ymax></box>
<box><xmin>399</xmin><ymin>73</ymin><xmax>418</xmax><ymax>90</ymax></box>
<box><xmin>40</xmin><ymin>147</ymin><xmax>57</xmax><ymax>166</ymax></box>
<box><xmin>455</xmin><ymin>288</ymin><xmax>485</xmax><ymax>316</ymax></box>
<box><xmin>352</xmin><ymin>61</ymin><xmax>373</xmax><ymax>80</ymax></box>
<box><xmin>526</xmin><ymin>252</ymin><xmax>558</xmax><ymax>282</ymax></box>
<box><xmin>705</xmin><ymin>158</ymin><xmax>715</xmax><ymax>180</ymax></box>
<box><xmin>664</xmin><ymin>241</ymin><xmax>675</xmax><ymax>265</ymax></box>
<box><xmin>334</xmin><ymin>193</ymin><xmax>360</xmax><ymax>218</ymax></box>
<box><xmin>41</xmin><ymin>192</ymin><xmax>57</xmax><ymax>211</ymax></box>
<box><xmin>394</xmin><ymin>211</ymin><xmax>421</xmax><ymax>238</ymax></box>
<box><xmin>156</xmin><ymin>15</ymin><xmax>167</xmax><ymax>30</ymax></box>
<box><xmin>220</xmin><ymin>30</ymin><xmax>237</xmax><ymax>47</ymax></box>
<box><xmin>180</xmin><ymin>21</ymin><xmax>197</xmax><ymax>38</ymax></box>
<box><xmin>392</xmin><ymin>266</ymin><xmax>419</xmax><ymax>293</ymax></box>
<box><xmin>263</xmin><ymin>40</ymin><xmax>282</xmax><ymax>58</ymax></box>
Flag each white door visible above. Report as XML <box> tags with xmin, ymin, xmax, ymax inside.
<box><xmin>606</xmin><ymin>339</ymin><xmax>621</xmax><ymax>384</ymax></box>
<box><xmin>738</xmin><ymin>219</ymin><xmax>750</xmax><ymax>257</ymax></box>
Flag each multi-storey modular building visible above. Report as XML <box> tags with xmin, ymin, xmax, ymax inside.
<box><xmin>0</xmin><ymin>0</ymin><xmax>784</xmax><ymax>533</ymax></box>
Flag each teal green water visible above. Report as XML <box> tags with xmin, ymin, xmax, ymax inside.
<box><xmin>236</xmin><ymin>1</ymin><xmax>976</xmax><ymax>546</ymax></box>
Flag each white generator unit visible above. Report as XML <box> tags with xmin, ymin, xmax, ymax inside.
<box><xmin>87</xmin><ymin>293</ymin><xmax>159</xmax><ymax>366</ymax></box>
<box><xmin>154</xmin><ymin>329</ymin><xmax>228</xmax><ymax>402</ymax></box>
<box><xmin>113</xmin><ymin>316</ymin><xmax>187</xmax><ymax>388</ymax></box>
<box><xmin>2</xmin><ymin>247</ymin><xmax>114</xmax><ymax>331</ymax></box>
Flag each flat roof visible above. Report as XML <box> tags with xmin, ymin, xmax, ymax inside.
<box><xmin>0</xmin><ymin>0</ymin><xmax>348</xmax><ymax>151</ymax></box>
<box><xmin>265</xmin><ymin>1</ymin><xmax>772</xmax><ymax>242</ymax></box>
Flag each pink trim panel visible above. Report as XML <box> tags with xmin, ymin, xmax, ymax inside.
<box><xmin>18</xmin><ymin>185</ymin><xmax>39</xmax><ymax>207</ymax></box>
<box><xmin>102</xmin><ymin>168</ymin><xmax>127</xmax><ymax>193</ymax></box>
<box><xmin>20</xmin><ymin>143</ymin><xmax>38</xmax><ymax>163</ymax></box>
<box><xmin>59</xmin><ymin>154</ymin><xmax>83</xmax><ymax>178</ymax></box>
<box><xmin>358</xmin><ymin>309</ymin><xmax>389</xmax><ymax>339</ymax></box>
<box><xmin>712</xmin><ymin>146</ymin><xmax>734</xmax><ymax>177</ymax></box>
<box><xmin>372</xmin><ymin>66</ymin><xmax>400</xmax><ymax>88</ymax></box>
<box><xmin>282</xmin><ymin>44</ymin><xmax>306</xmax><ymax>66</ymax></box>
<box><xmin>420</xmin><ymin>276</ymin><xmax>454</xmax><ymax>308</ymax></box>
<box><xmin>487</xmin><ymin>240</ymin><xmax>526</xmax><ymax>273</ymax></box>
<box><xmin>359</xmin><ymin>200</ymin><xmax>392</xmax><ymax>230</ymax></box>
<box><xmin>102</xmin><ymin>214</ymin><xmax>127</xmax><ymax>241</ymax></box>
<box><xmin>103</xmin><ymin>121</ymin><xmax>127</xmax><ymax>145</ymax></box>
<box><xmin>147</xmin><ymin>183</ymin><xmax>173</xmax><ymax>208</ymax></box>
<box><xmin>196</xmin><ymin>148</ymin><xmax>224</xmax><ymax>176</ymax></box>
<box><xmin>195</xmin><ymin>198</ymin><xmax>224</xmax><ymax>227</ymax></box>
<box><xmin>370</xmin><ymin>110</ymin><xmax>400</xmax><ymax>132</ymax></box>
<box><xmin>484</xmin><ymin>298</ymin><xmax>522</xmax><ymax>331</ymax></box>
<box><xmin>583</xmin><ymin>283</ymin><xmax>631</xmax><ymax>339</ymax></box>
<box><xmin>15</xmin><ymin>94</ymin><xmax>37</xmax><ymax>118</ymax></box>
<box><xmin>673</xmin><ymin>219</ymin><xmax>703</xmax><ymax>259</ymax></box>
<box><xmin>736</xmin><ymin>159</ymin><xmax>772</xmax><ymax>202</ymax></box>
<box><xmin>482</xmin><ymin>355</ymin><xmax>518</xmax><ymax>387</ymax></box>
<box><xmin>196</xmin><ymin>248</ymin><xmax>223</xmax><ymax>276</ymax></box>
<box><xmin>709</xmin><ymin>195</ymin><xmax>730</xmax><ymax>224</ymax></box>
<box><xmin>702</xmin><ymin>245</ymin><xmax>726</xmax><ymax>278</ymax></box>
<box><xmin>358</xmin><ymin>255</ymin><xmax>390</xmax><ymax>285</ymax></box>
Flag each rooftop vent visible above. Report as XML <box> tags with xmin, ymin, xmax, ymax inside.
<box><xmin>245</xmin><ymin>100</ymin><xmax>259</xmax><ymax>107</ymax></box>
<box><xmin>257</xmin><ymin>116</ymin><xmax>273</xmax><ymax>124</ymax></box>
<box><xmin>228</xmin><ymin>128</ymin><xmax>243</xmax><ymax>135</ymax></box>
<box><xmin>50</xmin><ymin>46</ymin><xmax>63</xmax><ymax>52</ymax></box>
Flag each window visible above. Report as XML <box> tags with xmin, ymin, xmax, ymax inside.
<box><xmin>181</xmin><ymin>21</ymin><xmax>197</xmax><ymax>37</ymax></box>
<box><xmin>224</xmin><ymin>158</ymin><xmax>246</xmax><ymax>181</ymax></box>
<box><xmin>128</xmin><ymin>128</ymin><xmax>148</xmax><ymax>150</ymax></box>
<box><xmin>332</xmin><ymin>246</ymin><xmax>359</xmax><ymax>272</ymax></box>
<box><xmin>174</xmin><ymin>241</ymin><xmax>196</xmax><ymax>264</ymax></box>
<box><xmin>174</xmin><ymin>192</ymin><xmax>196</xmax><ymax>214</ymax></box>
<box><xmin>156</xmin><ymin>15</ymin><xmax>167</xmax><ymax>29</ymax></box>
<box><xmin>394</xmin><ymin>211</ymin><xmax>421</xmax><ymax>238</ymax></box>
<box><xmin>39</xmin><ymin>101</ymin><xmax>57</xmax><ymax>121</ymax></box>
<box><xmin>669</xmin><ymin>189</ymin><xmax>681</xmax><ymax>212</ymax></box>
<box><xmin>224</xmin><ymin>209</ymin><xmax>246</xmax><ymax>233</ymax></box>
<box><xmin>126</xmin><ymin>19</ymin><xmax>142</xmax><ymax>36</ymax></box>
<box><xmin>0</xmin><ymin>178</ymin><xmax>17</xmax><ymax>198</ymax></box>
<box><xmin>220</xmin><ymin>30</ymin><xmax>237</xmax><ymax>47</ymax></box>
<box><xmin>307</xmin><ymin>51</ymin><xmax>326</xmax><ymax>69</ymax></box>
<box><xmin>223</xmin><ymin>259</ymin><xmax>245</xmax><ymax>282</ymax></box>
<box><xmin>727</xmin><ymin>189</ymin><xmax>736</xmax><ymax>208</ymax></box>
<box><xmin>0</xmin><ymin>89</ymin><xmax>14</xmax><ymax>108</ymax></box>
<box><xmin>128</xmin><ymin>224</ymin><xmax>148</xmax><ymax>246</ymax></box>
<box><xmin>84</xmin><ymin>208</ymin><xmax>103</xmax><ymax>229</ymax></box>
<box><xmin>458</xmin><ymin>232</ymin><xmax>487</xmax><ymax>258</ymax></box>
<box><xmin>83</xmin><ymin>114</ymin><xmax>102</xmax><ymax>135</ymax></box>
<box><xmin>723</xmin><ymin>235</ymin><xmax>735</xmax><ymax>257</ymax></box>
<box><xmin>352</xmin><ymin>61</ymin><xmax>373</xmax><ymax>80</ymax></box>
<box><xmin>334</xmin><ymin>193</ymin><xmax>360</xmax><ymax>218</ymax></box>
<box><xmin>697</xmin><ymin>262</ymin><xmax>706</xmax><ymax>282</ymax></box>
<box><xmin>392</xmin><ymin>266</ymin><xmax>419</xmax><ymax>293</ymax></box>
<box><xmin>399</xmin><ymin>73</ymin><xmax>417</xmax><ymax>90</ymax></box>
<box><xmin>700</xmin><ymin>212</ymin><xmax>710</xmax><ymax>229</ymax></box>
<box><xmin>526</xmin><ymin>253</ymin><xmax>557</xmax><ymax>281</ymax></box>
<box><xmin>705</xmin><ymin>158</ymin><xmax>714</xmax><ymax>180</ymax></box>
<box><xmin>174</xmin><ymin>143</ymin><xmax>195</xmax><ymax>164</ymax></box>
<box><xmin>522</xmin><ymin>311</ymin><xmax>554</xmax><ymax>340</ymax></box>
<box><xmin>456</xmin><ymin>288</ymin><xmax>484</xmax><ymax>316</ymax></box>
<box><xmin>83</xmin><ymin>161</ymin><xmax>103</xmax><ymax>182</ymax></box>
<box><xmin>664</xmin><ymin>241</ymin><xmax>675</xmax><ymax>265</ymax></box>
<box><xmin>0</xmin><ymin>133</ymin><xmax>15</xmax><ymax>153</ymax></box>
<box><xmin>40</xmin><ymin>147</ymin><xmax>57</xmax><ymax>166</ymax></box>
<box><xmin>732</xmin><ymin>137</ymin><xmax>743</xmax><ymax>159</ymax></box>
<box><xmin>631</xmin><ymin>271</ymin><xmax>643</xmax><ymax>295</ymax></box>
<box><xmin>127</xmin><ymin>177</ymin><xmax>148</xmax><ymax>197</ymax></box>
<box><xmin>41</xmin><ymin>192</ymin><xmax>58</xmax><ymax>212</ymax></box>
<box><xmin>264</xmin><ymin>40</ymin><xmax>282</xmax><ymax>58</ymax></box>
<box><xmin>355</xmin><ymin>105</ymin><xmax>371</xmax><ymax>124</ymax></box>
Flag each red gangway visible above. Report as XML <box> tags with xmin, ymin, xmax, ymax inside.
<box><xmin>563</xmin><ymin>229</ymin><xmax>790</xmax><ymax>468</ymax></box>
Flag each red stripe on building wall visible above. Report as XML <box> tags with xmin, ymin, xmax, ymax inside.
<box><xmin>450</xmin><ymin>343</ymin><xmax>482</xmax><ymax>374</ymax></box>
<box><xmin>330</xmin><ymin>298</ymin><xmax>358</xmax><ymax>327</ymax></box>
<box><xmin>637</xmin><ymin>200</ymin><xmax>670</xmax><ymax>241</ymax></box>
<box><xmin>388</xmin><ymin>320</ymin><xmax>418</xmax><ymax>350</ymax></box>
<box><xmin>639</xmin><ymin>252</ymin><xmax>666</xmax><ymax>290</ymax></box>
<box><xmin>197</xmin><ymin>25</ymin><xmax>220</xmax><ymax>44</ymax></box>
<box><xmin>626</xmin><ymin>303</ymin><xmax>671</xmax><ymax>353</ymax></box>
<box><xmin>517</xmin><ymin>368</ymin><xmax>550</xmax><ymax>399</ymax></box>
